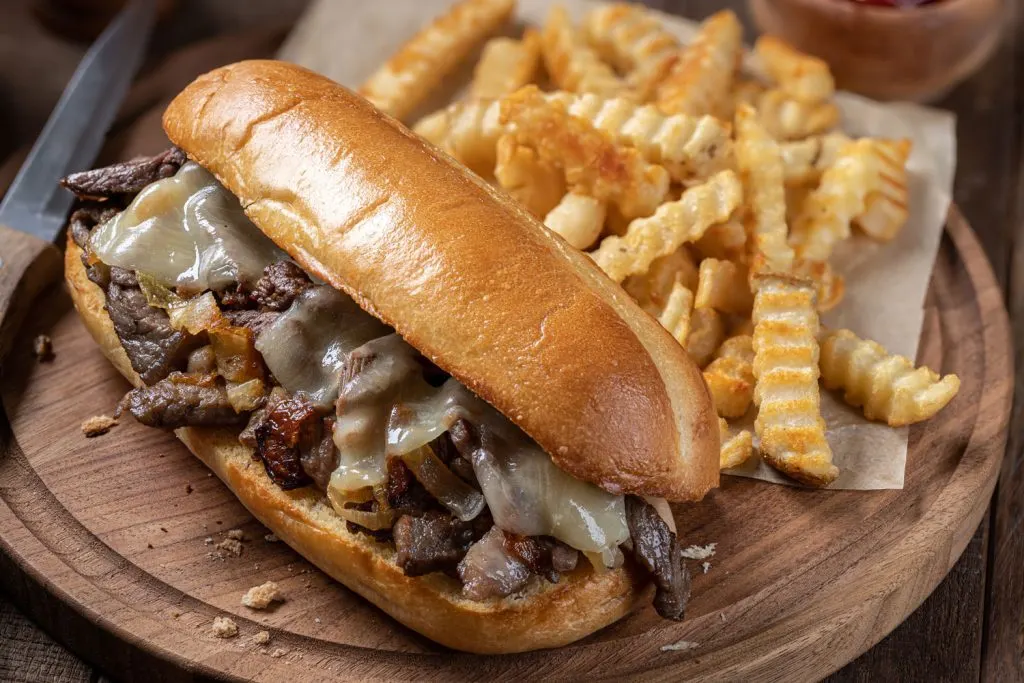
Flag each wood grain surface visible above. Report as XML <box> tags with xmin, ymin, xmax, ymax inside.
<box><xmin>0</xmin><ymin>0</ymin><xmax>1022</xmax><ymax>681</ymax></box>
<box><xmin>0</xmin><ymin>207</ymin><xmax>1011</xmax><ymax>681</ymax></box>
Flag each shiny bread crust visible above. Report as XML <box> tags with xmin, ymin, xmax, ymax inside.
<box><xmin>65</xmin><ymin>240</ymin><xmax>651</xmax><ymax>653</ymax></box>
<box><xmin>161</xmin><ymin>59</ymin><xmax>719</xmax><ymax>502</ymax></box>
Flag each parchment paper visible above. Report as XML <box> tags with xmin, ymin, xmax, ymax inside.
<box><xmin>279</xmin><ymin>0</ymin><xmax>957</xmax><ymax>490</ymax></box>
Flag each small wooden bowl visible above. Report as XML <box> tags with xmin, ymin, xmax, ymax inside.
<box><xmin>748</xmin><ymin>0</ymin><xmax>1005</xmax><ymax>101</ymax></box>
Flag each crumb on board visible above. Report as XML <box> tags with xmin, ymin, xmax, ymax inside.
<box><xmin>185</xmin><ymin>483</ymin><xmax>194</xmax><ymax>494</ymax></box>
<box><xmin>314</xmin><ymin>617</ymin><xmax>321</xmax><ymax>625</ymax></box>
<box><xmin>81</xmin><ymin>414</ymin><xmax>117</xmax><ymax>437</ymax></box>
<box><xmin>242</xmin><ymin>581</ymin><xmax>283</xmax><ymax>610</ymax></box>
<box><xmin>204</xmin><ymin>537</ymin><xmax>213</xmax><ymax>545</ymax></box>
<box><xmin>253</xmin><ymin>630</ymin><xmax>271</xmax><ymax>646</ymax></box>
<box><xmin>270</xmin><ymin>648</ymin><xmax>287</xmax><ymax>658</ymax></box>
<box><xmin>215</xmin><ymin>538</ymin><xmax>243</xmax><ymax>558</ymax></box>
<box><xmin>702</xmin><ymin>561</ymin><xmax>711</xmax><ymax>574</ymax></box>
<box><xmin>265</xmin><ymin>533</ymin><xmax>279</xmax><ymax>543</ymax></box>
<box><xmin>33</xmin><ymin>334</ymin><xmax>54</xmax><ymax>362</ymax></box>
<box><xmin>227</xmin><ymin>529</ymin><xmax>246</xmax><ymax>541</ymax></box>
<box><xmin>211</xmin><ymin>616</ymin><xmax>238</xmax><ymax>639</ymax></box>
<box><xmin>171</xmin><ymin>610</ymin><xmax>182</xmax><ymax>619</ymax></box>
<box><xmin>660</xmin><ymin>640</ymin><xmax>699</xmax><ymax>652</ymax></box>
<box><xmin>681</xmin><ymin>543</ymin><xmax>717</xmax><ymax>561</ymax></box>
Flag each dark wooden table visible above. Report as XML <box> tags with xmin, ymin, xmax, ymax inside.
<box><xmin>0</xmin><ymin>0</ymin><xmax>1021</xmax><ymax>680</ymax></box>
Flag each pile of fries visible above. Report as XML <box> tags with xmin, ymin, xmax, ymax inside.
<box><xmin>359</xmin><ymin>0</ymin><xmax>960</xmax><ymax>487</ymax></box>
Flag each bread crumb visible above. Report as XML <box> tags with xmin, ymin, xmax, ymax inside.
<box><xmin>314</xmin><ymin>617</ymin><xmax>321</xmax><ymax>624</ymax></box>
<box><xmin>81</xmin><ymin>415</ymin><xmax>117</xmax><ymax>437</ymax></box>
<box><xmin>227</xmin><ymin>529</ymin><xmax>246</xmax><ymax>541</ymax></box>
<box><xmin>660</xmin><ymin>640</ymin><xmax>699</xmax><ymax>652</ymax></box>
<box><xmin>185</xmin><ymin>483</ymin><xmax>194</xmax><ymax>494</ymax></box>
<box><xmin>211</xmin><ymin>617</ymin><xmax>238</xmax><ymax>638</ymax></box>
<box><xmin>242</xmin><ymin>581</ymin><xmax>283</xmax><ymax>610</ymax></box>
<box><xmin>215</xmin><ymin>538</ymin><xmax>243</xmax><ymax>557</ymax></box>
<box><xmin>270</xmin><ymin>648</ymin><xmax>287</xmax><ymax>658</ymax></box>
<box><xmin>204</xmin><ymin>537</ymin><xmax>213</xmax><ymax>545</ymax></box>
<box><xmin>701</xmin><ymin>561</ymin><xmax>711</xmax><ymax>574</ymax></box>
<box><xmin>681</xmin><ymin>543</ymin><xmax>717</xmax><ymax>561</ymax></box>
<box><xmin>33</xmin><ymin>334</ymin><xmax>54</xmax><ymax>362</ymax></box>
<box><xmin>253</xmin><ymin>630</ymin><xmax>271</xmax><ymax>645</ymax></box>
<box><xmin>171</xmin><ymin>610</ymin><xmax>182</xmax><ymax>619</ymax></box>
<box><xmin>720</xmin><ymin>612</ymin><xmax>726</xmax><ymax>622</ymax></box>
<box><xmin>264</xmin><ymin>534</ymin><xmax>279</xmax><ymax>543</ymax></box>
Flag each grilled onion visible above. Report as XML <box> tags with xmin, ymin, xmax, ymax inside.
<box><xmin>326</xmin><ymin>480</ymin><xmax>395</xmax><ymax>530</ymax></box>
<box><xmin>400</xmin><ymin>447</ymin><xmax>485</xmax><ymax>521</ymax></box>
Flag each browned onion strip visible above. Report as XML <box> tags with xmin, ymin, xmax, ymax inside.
<box><xmin>400</xmin><ymin>446</ymin><xmax>485</xmax><ymax>521</ymax></box>
<box><xmin>326</xmin><ymin>486</ymin><xmax>396</xmax><ymax>530</ymax></box>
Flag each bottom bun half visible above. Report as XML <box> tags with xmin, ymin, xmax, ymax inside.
<box><xmin>64</xmin><ymin>239</ymin><xmax>651</xmax><ymax>654</ymax></box>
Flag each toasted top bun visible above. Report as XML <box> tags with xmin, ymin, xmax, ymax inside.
<box><xmin>162</xmin><ymin>60</ymin><xmax>718</xmax><ymax>502</ymax></box>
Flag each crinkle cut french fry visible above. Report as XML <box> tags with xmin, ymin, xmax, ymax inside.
<box><xmin>358</xmin><ymin>0</ymin><xmax>515</xmax><ymax>120</ymax></box>
<box><xmin>819</xmin><ymin>329</ymin><xmax>960</xmax><ymax>426</ymax></box>
<box><xmin>790</xmin><ymin>138</ymin><xmax>879</xmax><ymax>262</ymax></box>
<box><xmin>584</xmin><ymin>4</ymin><xmax>679</xmax><ymax>99</ymax></box>
<box><xmin>494</xmin><ymin>135</ymin><xmax>567</xmax><ymax>218</ymax></box>
<box><xmin>855</xmin><ymin>138</ymin><xmax>913</xmax><ymax>242</ymax></box>
<box><xmin>590</xmin><ymin>170</ymin><xmax>741</xmax><ymax>283</ymax></box>
<box><xmin>723</xmin><ymin>77</ymin><xmax>766</xmax><ymax>121</ymax></box>
<box><xmin>541</xmin><ymin>5</ymin><xmax>626</xmax><ymax>96</ymax></box>
<box><xmin>655</xmin><ymin>10</ymin><xmax>742</xmax><ymax>118</ymax></box>
<box><xmin>704</xmin><ymin>335</ymin><xmax>755</xmax><ymax>418</ymax></box>
<box><xmin>546</xmin><ymin>91</ymin><xmax>734</xmax><ymax>183</ymax></box>
<box><xmin>685</xmin><ymin>307</ymin><xmax>725</xmax><ymax>368</ymax></box>
<box><xmin>413</xmin><ymin>99</ymin><xmax>503</xmax><ymax>175</ymax></box>
<box><xmin>623</xmin><ymin>247</ymin><xmax>699</xmax><ymax>316</ymax></box>
<box><xmin>779</xmin><ymin>132</ymin><xmax>851</xmax><ymax>186</ymax></box>
<box><xmin>500</xmin><ymin>87</ymin><xmax>669</xmax><ymax>220</ymax></box>
<box><xmin>657</xmin><ymin>282</ymin><xmax>694</xmax><ymax>345</ymax></box>
<box><xmin>735</xmin><ymin>104</ymin><xmax>794</xmax><ymax>273</ymax></box>
<box><xmin>543</xmin><ymin>193</ymin><xmax>606</xmax><ymax>249</ymax></box>
<box><xmin>792</xmin><ymin>258</ymin><xmax>845</xmax><ymax>312</ymax></box>
<box><xmin>719</xmin><ymin>417</ymin><xmax>756</xmax><ymax>469</ymax></box>
<box><xmin>695</xmin><ymin>258</ymin><xmax>753</xmax><ymax>315</ymax></box>
<box><xmin>751</xmin><ymin>273</ymin><xmax>837</xmax><ymax>487</ymax></box>
<box><xmin>757</xmin><ymin>89</ymin><xmax>840</xmax><ymax>141</ymax></box>
<box><xmin>693</xmin><ymin>214</ymin><xmax>747</xmax><ymax>261</ymax></box>
<box><xmin>470</xmin><ymin>30</ymin><xmax>543</xmax><ymax>100</ymax></box>
<box><xmin>753</xmin><ymin>35</ymin><xmax>835</xmax><ymax>104</ymax></box>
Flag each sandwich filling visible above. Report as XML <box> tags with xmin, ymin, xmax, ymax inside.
<box><xmin>62</xmin><ymin>151</ymin><xmax>691</xmax><ymax>618</ymax></box>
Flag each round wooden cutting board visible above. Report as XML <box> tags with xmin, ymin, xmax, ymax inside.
<box><xmin>0</xmin><ymin>208</ymin><xmax>1011</xmax><ymax>682</ymax></box>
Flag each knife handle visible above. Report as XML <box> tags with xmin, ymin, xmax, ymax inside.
<box><xmin>0</xmin><ymin>226</ymin><xmax>62</xmax><ymax>367</ymax></box>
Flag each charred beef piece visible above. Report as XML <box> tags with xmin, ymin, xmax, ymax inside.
<box><xmin>299</xmin><ymin>416</ymin><xmax>338</xmax><ymax>490</ymax></box>
<box><xmin>385</xmin><ymin>457</ymin><xmax>436</xmax><ymax>516</ymax></box>
<box><xmin>393</xmin><ymin>511</ymin><xmax>490</xmax><ymax>577</ymax></box>
<box><xmin>625</xmin><ymin>496</ymin><xmax>690</xmax><ymax>621</ymax></box>
<box><xmin>121</xmin><ymin>372</ymin><xmax>246</xmax><ymax>428</ymax></box>
<box><xmin>245</xmin><ymin>391</ymin><xmax>321</xmax><ymax>490</ymax></box>
<box><xmin>459</xmin><ymin>527</ymin><xmax>532</xmax><ymax>600</ymax></box>
<box><xmin>224</xmin><ymin>309</ymin><xmax>280</xmax><ymax>336</ymax></box>
<box><xmin>251</xmin><ymin>261</ymin><xmax>313</xmax><ymax>311</ymax></box>
<box><xmin>61</xmin><ymin>147</ymin><xmax>187</xmax><ymax>199</ymax></box>
<box><xmin>346</xmin><ymin>520</ymin><xmax>393</xmax><ymax>542</ymax></box>
<box><xmin>502</xmin><ymin>534</ymin><xmax>579</xmax><ymax>584</ymax></box>
<box><xmin>105</xmin><ymin>282</ymin><xmax>196</xmax><ymax>384</ymax></box>
<box><xmin>69</xmin><ymin>204</ymin><xmax>119</xmax><ymax>249</ymax></box>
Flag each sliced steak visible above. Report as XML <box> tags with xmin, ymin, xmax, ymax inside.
<box><xmin>61</xmin><ymin>147</ymin><xmax>187</xmax><ymax>199</ymax></box>
<box><xmin>459</xmin><ymin>527</ymin><xmax>531</xmax><ymax>600</ymax></box>
<box><xmin>251</xmin><ymin>261</ymin><xmax>313</xmax><ymax>311</ymax></box>
<box><xmin>385</xmin><ymin>457</ymin><xmax>437</xmax><ymax>516</ymax></box>
<box><xmin>625</xmin><ymin>496</ymin><xmax>690</xmax><ymax>621</ymax></box>
<box><xmin>248</xmin><ymin>390</ymin><xmax>321</xmax><ymax>490</ymax></box>
<box><xmin>224</xmin><ymin>309</ymin><xmax>280</xmax><ymax>336</ymax></box>
<box><xmin>105</xmin><ymin>282</ymin><xmax>195</xmax><ymax>384</ymax></box>
<box><xmin>69</xmin><ymin>204</ymin><xmax>119</xmax><ymax>249</ymax></box>
<box><xmin>393</xmin><ymin>511</ymin><xmax>489</xmax><ymax>577</ymax></box>
<box><xmin>122</xmin><ymin>372</ymin><xmax>246</xmax><ymax>428</ymax></box>
<box><xmin>502</xmin><ymin>534</ymin><xmax>579</xmax><ymax>584</ymax></box>
<box><xmin>299</xmin><ymin>416</ymin><xmax>338</xmax><ymax>490</ymax></box>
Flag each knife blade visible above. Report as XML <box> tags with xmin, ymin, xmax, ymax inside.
<box><xmin>0</xmin><ymin>0</ymin><xmax>158</xmax><ymax>238</ymax></box>
<box><xmin>0</xmin><ymin>0</ymin><xmax>158</xmax><ymax>367</ymax></box>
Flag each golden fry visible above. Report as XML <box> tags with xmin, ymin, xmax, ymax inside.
<box><xmin>413</xmin><ymin>99</ymin><xmax>504</xmax><ymax>175</ymax></box>
<box><xmin>655</xmin><ymin>10</ymin><xmax>742</xmax><ymax>118</ymax></box>
<box><xmin>779</xmin><ymin>132</ymin><xmax>851</xmax><ymax>186</ymax></box>
<box><xmin>756</xmin><ymin>89</ymin><xmax>840</xmax><ymax>141</ymax></box>
<box><xmin>751</xmin><ymin>273</ymin><xmax>837</xmax><ymax>487</ymax></box>
<box><xmin>657</xmin><ymin>282</ymin><xmax>694</xmax><ymax>345</ymax></box>
<box><xmin>494</xmin><ymin>134</ymin><xmax>566</xmax><ymax>218</ymax></box>
<box><xmin>359</xmin><ymin>0</ymin><xmax>515</xmax><ymax>120</ymax></box>
<box><xmin>546</xmin><ymin>91</ymin><xmax>734</xmax><ymax>183</ymax></box>
<box><xmin>855</xmin><ymin>138</ymin><xmax>913</xmax><ymax>242</ymax></box>
<box><xmin>819</xmin><ymin>329</ymin><xmax>960</xmax><ymax>426</ymax></box>
<box><xmin>790</xmin><ymin>138</ymin><xmax>879</xmax><ymax>262</ymax></box>
<box><xmin>695</xmin><ymin>258</ymin><xmax>753</xmax><ymax>315</ymax></box>
<box><xmin>623</xmin><ymin>247</ymin><xmax>699</xmax><ymax>316</ymax></box>
<box><xmin>735</xmin><ymin>104</ymin><xmax>794</xmax><ymax>273</ymax></box>
<box><xmin>754</xmin><ymin>36</ymin><xmax>835</xmax><ymax>104</ymax></box>
<box><xmin>719</xmin><ymin>418</ymin><xmax>756</xmax><ymax>469</ymax></box>
<box><xmin>541</xmin><ymin>6</ymin><xmax>626</xmax><ymax>96</ymax></box>
<box><xmin>704</xmin><ymin>335</ymin><xmax>755</xmax><ymax>418</ymax></box>
<box><xmin>500</xmin><ymin>87</ymin><xmax>669</xmax><ymax>220</ymax></box>
<box><xmin>693</xmin><ymin>214</ymin><xmax>747</xmax><ymax>261</ymax></box>
<box><xmin>470</xmin><ymin>30</ymin><xmax>543</xmax><ymax>99</ymax></box>
<box><xmin>584</xmin><ymin>3</ymin><xmax>679</xmax><ymax>99</ymax></box>
<box><xmin>590</xmin><ymin>170</ymin><xmax>741</xmax><ymax>282</ymax></box>
<box><xmin>686</xmin><ymin>307</ymin><xmax>726</xmax><ymax>367</ymax></box>
<box><xmin>543</xmin><ymin>193</ymin><xmax>606</xmax><ymax>249</ymax></box>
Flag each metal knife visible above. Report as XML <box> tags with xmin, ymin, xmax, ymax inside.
<box><xmin>0</xmin><ymin>0</ymin><xmax>158</xmax><ymax>366</ymax></box>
